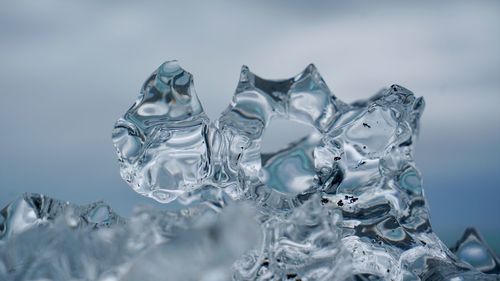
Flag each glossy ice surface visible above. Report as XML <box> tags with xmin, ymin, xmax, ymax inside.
<box><xmin>450</xmin><ymin>228</ymin><xmax>500</xmax><ymax>275</ymax></box>
<box><xmin>112</xmin><ymin>61</ymin><xmax>210</xmax><ymax>203</ymax></box>
<box><xmin>0</xmin><ymin>193</ymin><xmax>260</xmax><ymax>281</ymax></box>
<box><xmin>0</xmin><ymin>61</ymin><xmax>498</xmax><ymax>280</ymax></box>
<box><xmin>111</xmin><ymin>61</ymin><xmax>499</xmax><ymax>280</ymax></box>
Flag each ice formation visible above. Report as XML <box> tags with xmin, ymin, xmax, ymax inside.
<box><xmin>0</xmin><ymin>61</ymin><xmax>498</xmax><ymax>280</ymax></box>
<box><xmin>450</xmin><ymin>228</ymin><xmax>500</xmax><ymax>275</ymax></box>
<box><xmin>0</xmin><ymin>193</ymin><xmax>260</xmax><ymax>281</ymax></box>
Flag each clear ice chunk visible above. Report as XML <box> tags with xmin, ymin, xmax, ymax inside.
<box><xmin>233</xmin><ymin>195</ymin><xmax>352</xmax><ymax>280</ymax></box>
<box><xmin>3</xmin><ymin>61</ymin><xmax>499</xmax><ymax>280</ymax></box>
<box><xmin>0</xmin><ymin>193</ymin><xmax>260</xmax><ymax>281</ymax></box>
<box><xmin>451</xmin><ymin>227</ymin><xmax>500</xmax><ymax>274</ymax></box>
<box><xmin>0</xmin><ymin>193</ymin><xmax>124</xmax><ymax>241</ymax></box>
<box><xmin>112</xmin><ymin>61</ymin><xmax>211</xmax><ymax>203</ymax></box>
<box><xmin>110</xmin><ymin>61</ymin><xmax>500</xmax><ymax>280</ymax></box>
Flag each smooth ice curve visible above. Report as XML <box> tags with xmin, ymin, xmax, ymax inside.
<box><xmin>0</xmin><ymin>61</ymin><xmax>498</xmax><ymax>280</ymax></box>
<box><xmin>1</xmin><ymin>193</ymin><xmax>499</xmax><ymax>280</ymax></box>
<box><xmin>112</xmin><ymin>60</ymin><xmax>342</xmax><ymax>204</ymax></box>
<box><xmin>111</xmin><ymin>61</ymin><xmax>500</xmax><ymax>280</ymax></box>
<box><xmin>112</xmin><ymin>60</ymin><xmax>364</xmax><ymax>205</ymax></box>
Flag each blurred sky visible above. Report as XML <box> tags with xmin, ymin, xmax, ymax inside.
<box><xmin>0</xmin><ymin>0</ymin><xmax>499</xmax><ymax>251</ymax></box>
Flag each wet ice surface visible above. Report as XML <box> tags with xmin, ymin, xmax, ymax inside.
<box><xmin>450</xmin><ymin>228</ymin><xmax>500</xmax><ymax>275</ymax></box>
<box><xmin>1</xmin><ymin>61</ymin><xmax>499</xmax><ymax>280</ymax></box>
<box><xmin>0</xmin><ymin>193</ymin><xmax>260</xmax><ymax>281</ymax></box>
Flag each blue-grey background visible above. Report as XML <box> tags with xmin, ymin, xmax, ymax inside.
<box><xmin>1</xmin><ymin>1</ymin><xmax>499</xmax><ymax>252</ymax></box>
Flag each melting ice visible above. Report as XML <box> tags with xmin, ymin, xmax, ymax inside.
<box><xmin>1</xmin><ymin>61</ymin><xmax>499</xmax><ymax>280</ymax></box>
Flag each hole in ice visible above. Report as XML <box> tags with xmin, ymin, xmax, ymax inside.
<box><xmin>261</xmin><ymin>119</ymin><xmax>314</xmax><ymax>154</ymax></box>
<box><xmin>260</xmin><ymin>118</ymin><xmax>320</xmax><ymax>195</ymax></box>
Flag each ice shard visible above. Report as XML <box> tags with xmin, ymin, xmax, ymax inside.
<box><xmin>110</xmin><ymin>61</ymin><xmax>500</xmax><ymax>280</ymax></box>
<box><xmin>2</xmin><ymin>61</ymin><xmax>499</xmax><ymax>280</ymax></box>
<box><xmin>0</xmin><ymin>193</ymin><xmax>260</xmax><ymax>281</ymax></box>
<box><xmin>451</xmin><ymin>227</ymin><xmax>500</xmax><ymax>274</ymax></box>
<box><xmin>233</xmin><ymin>195</ymin><xmax>352</xmax><ymax>280</ymax></box>
<box><xmin>0</xmin><ymin>193</ymin><xmax>124</xmax><ymax>241</ymax></box>
<box><xmin>112</xmin><ymin>61</ymin><xmax>211</xmax><ymax>203</ymax></box>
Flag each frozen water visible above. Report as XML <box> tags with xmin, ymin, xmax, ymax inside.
<box><xmin>0</xmin><ymin>193</ymin><xmax>260</xmax><ymax>281</ymax></box>
<box><xmin>112</xmin><ymin>62</ymin><xmax>340</xmax><ymax>205</ymax></box>
<box><xmin>1</xmin><ymin>194</ymin><xmax>497</xmax><ymax>281</ymax></box>
<box><xmin>1</xmin><ymin>61</ymin><xmax>499</xmax><ymax>280</ymax></box>
<box><xmin>450</xmin><ymin>228</ymin><xmax>500</xmax><ymax>274</ymax></box>
<box><xmin>111</xmin><ymin>61</ymin><xmax>500</xmax><ymax>280</ymax></box>
<box><xmin>112</xmin><ymin>61</ymin><xmax>210</xmax><ymax>203</ymax></box>
<box><xmin>233</xmin><ymin>195</ymin><xmax>353</xmax><ymax>280</ymax></box>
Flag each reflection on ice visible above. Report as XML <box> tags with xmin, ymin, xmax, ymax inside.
<box><xmin>1</xmin><ymin>61</ymin><xmax>498</xmax><ymax>280</ymax></box>
<box><xmin>0</xmin><ymin>193</ymin><xmax>260</xmax><ymax>281</ymax></box>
